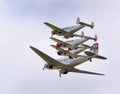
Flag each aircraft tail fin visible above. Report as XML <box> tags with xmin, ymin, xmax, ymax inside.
<box><xmin>84</xmin><ymin>43</ymin><xmax>107</xmax><ymax>60</ymax></box>
<box><xmin>82</xmin><ymin>44</ymin><xmax>92</xmax><ymax>48</ymax></box>
<box><xmin>90</xmin><ymin>43</ymin><xmax>99</xmax><ymax>54</ymax></box>
<box><xmin>80</xmin><ymin>22</ymin><xmax>94</xmax><ymax>29</ymax></box>
<box><xmin>76</xmin><ymin>17</ymin><xmax>80</xmax><ymax>24</ymax></box>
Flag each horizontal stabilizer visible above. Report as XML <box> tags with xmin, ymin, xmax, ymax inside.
<box><xmin>73</xmin><ymin>34</ymin><xmax>97</xmax><ymax>41</ymax></box>
<box><xmin>84</xmin><ymin>51</ymin><xmax>107</xmax><ymax>60</ymax></box>
<box><xmin>84</xmin><ymin>51</ymin><xmax>95</xmax><ymax>56</ymax></box>
<box><xmin>95</xmin><ymin>55</ymin><xmax>107</xmax><ymax>60</ymax></box>
<box><xmin>80</xmin><ymin>22</ymin><xmax>94</xmax><ymax>29</ymax></box>
<box><xmin>51</xmin><ymin>45</ymin><xmax>67</xmax><ymax>52</ymax></box>
<box><xmin>51</xmin><ymin>45</ymin><xmax>58</xmax><ymax>50</ymax></box>
<box><xmin>82</xmin><ymin>44</ymin><xmax>91</xmax><ymax>48</ymax></box>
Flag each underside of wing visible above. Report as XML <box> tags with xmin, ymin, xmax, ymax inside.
<box><xmin>69</xmin><ymin>67</ymin><xmax>104</xmax><ymax>75</ymax></box>
<box><xmin>51</xmin><ymin>45</ymin><xmax>67</xmax><ymax>52</ymax></box>
<box><xmin>50</xmin><ymin>37</ymin><xmax>72</xmax><ymax>47</ymax></box>
<box><xmin>50</xmin><ymin>37</ymin><xmax>64</xmax><ymax>43</ymax></box>
<box><xmin>30</xmin><ymin>46</ymin><xmax>68</xmax><ymax>69</ymax></box>
<box><xmin>44</xmin><ymin>22</ymin><xmax>68</xmax><ymax>35</ymax></box>
<box><xmin>69</xmin><ymin>26</ymin><xmax>84</xmax><ymax>35</ymax></box>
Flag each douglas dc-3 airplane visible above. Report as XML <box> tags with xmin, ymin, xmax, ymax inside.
<box><xmin>51</xmin><ymin>44</ymin><xmax>91</xmax><ymax>58</ymax></box>
<box><xmin>30</xmin><ymin>43</ymin><xmax>107</xmax><ymax>77</ymax></box>
<box><xmin>44</xmin><ymin>17</ymin><xmax>94</xmax><ymax>39</ymax></box>
<box><xmin>50</xmin><ymin>32</ymin><xmax>97</xmax><ymax>50</ymax></box>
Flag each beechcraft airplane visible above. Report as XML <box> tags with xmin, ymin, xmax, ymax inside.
<box><xmin>50</xmin><ymin>32</ymin><xmax>97</xmax><ymax>50</ymax></box>
<box><xmin>44</xmin><ymin>17</ymin><xmax>94</xmax><ymax>39</ymax></box>
<box><xmin>51</xmin><ymin>44</ymin><xmax>91</xmax><ymax>59</ymax></box>
<box><xmin>30</xmin><ymin>43</ymin><xmax>107</xmax><ymax>77</ymax></box>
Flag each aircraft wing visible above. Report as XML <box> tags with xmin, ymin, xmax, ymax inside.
<box><xmin>30</xmin><ymin>46</ymin><xmax>70</xmax><ymax>69</ymax></box>
<box><xmin>50</xmin><ymin>37</ymin><xmax>72</xmax><ymax>47</ymax></box>
<box><xmin>51</xmin><ymin>45</ymin><xmax>68</xmax><ymax>52</ymax></box>
<box><xmin>30</xmin><ymin>46</ymin><xmax>104</xmax><ymax>76</ymax></box>
<box><xmin>69</xmin><ymin>67</ymin><xmax>104</xmax><ymax>75</ymax></box>
<box><xmin>69</xmin><ymin>26</ymin><xmax>85</xmax><ymax>35</ymax></box>
<box><xmin>44</xmin><ymin>22</ymin><xmax>69</xmax><ymax>35</ymax></box>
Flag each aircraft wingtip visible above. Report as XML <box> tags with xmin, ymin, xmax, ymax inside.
<box><xmin>29</xmin><ymin>46</ymin><xmax>34</xmax><ymax>49</ymax></box>
<box><xmin>49</xmin><ymin>37</ymin><xmax>52</xmax><ymax>39</ymax></box>
<box><xmin>104</xmin><ymin>57</ymin><xmax>107</xmax><ymax>59</ymax></box>
<box><xmin>99</xmin><ymin>73</ymin><xmax>105</xmax><ymax>76</ymax></box>
<box><xmin>44</xmin><ymin>22</ymin><xmax>48</xmax><ymax>25</ymax></box>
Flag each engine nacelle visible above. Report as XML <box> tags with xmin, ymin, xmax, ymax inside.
<box><xmin>59</xmin><ymin>69</ymin><xmax>68</xmax><ymax>77</ymax></box>
<box><xmin>57</xmin><ymin>51</ymin><xmax>62</xmax><ymax>55</ymax></box>
<box><xmin>62</xmin><ymin>44</ymin><xmax>66</xmax><ymax>47</ymax></box>
<box><xmin>64</xmin><ymin>35</ymin><xmax>69</xmax><ymax>39</ymax></box>
<box><xmin>68</xmin><ymin>48</ymin><xmax>73</xmax><ymax>51</ymax></box>
<box><xmin>48</xmin><ymin>65</ymin><xmax>53</xmax><ymax>69</ymax></box>
<box><xmin>51</xmin><ymin>30</ymin><xmax>57</xmax><ymax>35</ymax></box>
<box><xmin>58</xmin><ymin>31</ymin><xmax>62</xmax><ymax>34</ymax></box>
<box><xmin>43</xmin><ymin>64</ymin><xmax>54</xmax><ymax>70</ymax></box>
<box><xmin>56</xmin><ymin>43</ymin><xmax>61</xmax><ymax>48</ymax></box>
<box><xmin>60</xmin><ymin>69</ymin><xmax>68</xmax><ymax>74</ymax></box>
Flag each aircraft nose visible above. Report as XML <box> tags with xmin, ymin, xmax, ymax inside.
<box><xmin>56</xmin><ymin>43</ymin><xmax>61</xmax><ymax>48</ymax></box>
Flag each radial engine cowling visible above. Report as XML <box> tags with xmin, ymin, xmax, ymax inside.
<box><xmin>43</xmin><ymin>64</ymin><xmax>54</xmax><ymax>70</ymax></box>
<box><xmin>56</xmin><ymin>43</ymin><xmax>61</xmax><ymax>48</ymax></box>
<box><xmin>68</xmin><ymin>48</ymin><xmax>73</xmax><ymax>51</ymax></box>
<box><xmin>59</xmin><ymin>69</ymin><xmax>68</xmax><ymax>77</ymax></box>
<box><xmin>57</xmin><ymin>51</ymin><xmax>62</xmax><ymax>55</ymax></box>
<box><xmin>51</xmin><ymin>30</ymin><xmax>57</xmax><ymax>35</ymax></box>
<box><xmin>64</xmin><ymin>35</ymin><xmax>69</xmax><ymax>39</ymax></box>
<box><xmin>60</xmin><ymin>69</ymin><xmax>68</xmax><ymax>74</ymax></box>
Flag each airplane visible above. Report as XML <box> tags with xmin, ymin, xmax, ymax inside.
<box><xmin>30</xmin><ymin>43</ymin><xmax>107</xmax><ymax>77</ymax></box>
<box><xmin>50</xmin><ymin>32</ymin><xmax>97</xmax><ymax>50</ymax></box>
<box><xmin>51</xmin><ymin>44</ymin><xmax>91</xmax><ymax>59</ymax></box>
<box><xmin>44</xmin><ymin>17</ymin><xmax>94</xmax><ymax>39</ymax></box>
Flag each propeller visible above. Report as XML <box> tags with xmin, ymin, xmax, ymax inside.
<box><xmin>90</xmin><ymin>59</ymin><xmax>92</xmax><ymax>62</ymax></box>
<box><xmin>42</xmin><ymin>64</ymin><xmax>47</xmax><ymax>70</ymax></box>
<box><xmin>42</xmin><ymin>66</ymin><xmax>45</xmax><ymax>70</ymax></box>
<box><xmin>59</xmin><ymin>70</ymin><xmax>62</xmax><ymax>78</ymax></box>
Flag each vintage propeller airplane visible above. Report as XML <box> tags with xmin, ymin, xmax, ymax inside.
<box><xmin>30</xmin><ymin>43</ymin><xmax>107</xmax><ymax>77</ymax></box>
<box><xmin>51</xmin><ymin>44</ymin><xmax>91</xmax><ymax>59</ymax></box>
<box><xmin>44</xmin><ymin>17</ymin><xmax>94</xmax><ymax>39</ymax></box>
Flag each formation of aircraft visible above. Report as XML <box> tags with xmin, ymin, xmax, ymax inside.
<box><xmin>51</xmin><ymin>44</ymin><xmax>91</xmax><ymax>58</ymax></box>
<box><xmin>50</xmin><ymin>32</ymin><xmax>97</xmax><ymax>50</ymax></box>
<box><xmin>30</xmin><ymin>17</ymin><xmax>107</xmax><ymax>77</ymax></box>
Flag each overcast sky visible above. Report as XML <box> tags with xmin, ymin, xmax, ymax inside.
<box><xmin>0</xmin><ymin>0</ymin><xmax>120</xmax><ymax>94</ymax></box>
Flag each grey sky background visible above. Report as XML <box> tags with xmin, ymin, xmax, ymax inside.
<box><xmin>0</xmin><ymin>0</ymin><xmax>120</xmax><ymax>94</ymax></box>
